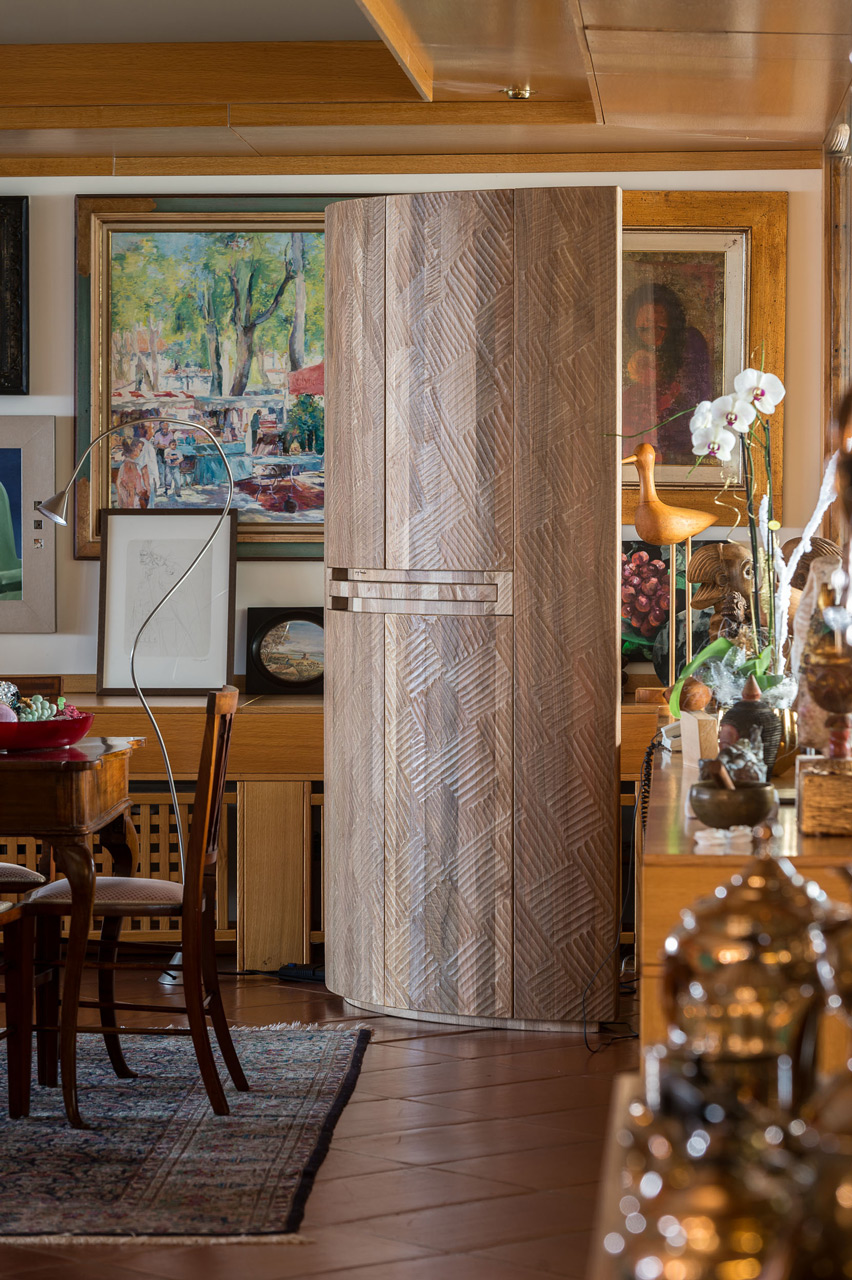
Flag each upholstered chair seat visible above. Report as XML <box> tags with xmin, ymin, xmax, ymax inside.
<box><xmin>29</xmin><ymin>876</ymin><xmax>183</xmax><ymax>914</ymax></box>
<box><xmin>0</xmin><ymin>863</ymin><xmax>45</xmax><ymax>891</ymax></box>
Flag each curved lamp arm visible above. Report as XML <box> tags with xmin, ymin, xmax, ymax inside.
<box><xmin>39</xmin><ymin>415</ymin><xmax>235</xmax><ymax>876</ymax></box>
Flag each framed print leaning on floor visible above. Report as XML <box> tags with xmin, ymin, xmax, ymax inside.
<box><xmin>621</xmin><ymin>191</ymin><xmax>787</xmax><ymax>527</ymax></box>
<box><xmin>75</xmin><ymin>195</ymin><xmax>332</xmax><ymax>559</ymax></box>
<box><xmin>97</xmin><ymin>509</ymin><xmax>237</xmax><ymax>695</ymax></box>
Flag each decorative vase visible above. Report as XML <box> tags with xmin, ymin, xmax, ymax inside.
<box><xmin>719</xmin><ymin>674</ymin><xmax>784</xmax><ymax>775</ymax></box>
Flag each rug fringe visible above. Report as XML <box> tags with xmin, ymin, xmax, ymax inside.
<box><xmin>233</xmin><ymin>1020</ymin><xmax>374</xmax><ymax>1034</ymax></box>
<box><xmin>1</xmin><ymin>1234</ymin><xmax>312</xmax><ymax>1247</ymax></box>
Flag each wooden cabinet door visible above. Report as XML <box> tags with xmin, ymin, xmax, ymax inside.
<box><xmin>513</xmin><ymin>186</ymin><xmax>621</xmax><ymax>1022</ymax></box>
<box><xmin>385</xmin><ymin>190</ymin><xmax>514</xmax><ymax>572</ymax></box>
<box><xmin>326</xmin><ymin>188</ymin><xmax>621</xmax><ymax>1026</ymax></box>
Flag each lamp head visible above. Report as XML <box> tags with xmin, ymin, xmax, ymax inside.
<box><xmin>38</xmin><ymin>488</ymin><xmax>71</xmax><ymax>526</ymax></box>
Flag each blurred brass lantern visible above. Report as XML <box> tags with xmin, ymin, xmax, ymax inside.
<box><xmin>791</xmin><ymin>903</ymin><xmax>852</xmax><ymax>1278</ymax></box>
<box><xmin>610</xmin><ymin>1081</ymin><xmax>799</xmax><ymax>1279</ymax></box>
<box><xmin>663</xmin><ymin>852</ymin><xmax>828</xmax><ymax>1110</ymax></box>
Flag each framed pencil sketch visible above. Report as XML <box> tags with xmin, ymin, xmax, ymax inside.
<box><xmin>97</xmin><ymin>509</ymin><xmax>237</xmax><ymax>695</ymax></box>
<box><xmin>621</xmin><ymin>191</ymin><xmax>787</xmax><ymax>526</ymax></box>
<box><xmin>75</xmin><ymin>195</ymin><xmax>333</xmax><ymax>559</ymax></box>
<box><xmin>0</xmin><ymin>197</ymin><xmax>28</xmax><ymax>396</ymax></box>
<box><xmin>0</xmin><ymin>416</ymin><xmax>55</xmax><ymax>633</ymax></box>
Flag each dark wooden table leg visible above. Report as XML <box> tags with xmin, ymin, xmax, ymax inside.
<box><xmin>96</xmin><ymin>805</ymin><xmax>140</xmax><ymax>1079</ymax></box>
<box><xmin>51</xmin><ymin>839</ymin><xmax>95</xmax><ymax>1129</ymax></box>
<box><xmin>98</xmin><ymin>806</ymin><xmax>138</xmax><ymax>880</ymax></box>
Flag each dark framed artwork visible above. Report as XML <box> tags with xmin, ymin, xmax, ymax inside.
<box><xmin>622</xmin><ymin>539</ymin><xmax>714</xmax><ymax>684</ymax></box>
<box><xmin>0</xmin><ymin>197</ymin><xmax>28</xmax><ymax>396</ymax></box>
<box><xmin>97</xmin><ymin>508</ymin><xmax>237</xmax><ymax>695</ymax></box>
<box><xmin>75</xmin><ymin>195</ymin><xmax>339</xmax><ymax>559</ymax></box>
<box><xmin>245</xmin><ymin>607</ymin><xmax>324</xmax><ymax>696</ymax></box>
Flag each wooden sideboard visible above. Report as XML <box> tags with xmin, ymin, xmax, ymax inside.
<box><xmin>639</xmin><ymin>753</ymin><xmax>852</xmax><ymax>1073</ymax></box>
<box><xmin>0</xmin><ymin>694</ymin><xmax>323</xmax><ymax>972</ymax></box>
<box><xmin>0</xmin><ymin>694</ymin><xmax>654</xmax><ymax>978</ymax></box>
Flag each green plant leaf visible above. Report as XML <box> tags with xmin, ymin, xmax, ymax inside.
<box><xmin>668</xmin><ymin>637</ymin><xmax>734</xmax><ymax>719</ymax></box>
<box><xmin>739</xmin><ymin>646</ymin><xmax>773</xmax><ymax>680</ymax></box>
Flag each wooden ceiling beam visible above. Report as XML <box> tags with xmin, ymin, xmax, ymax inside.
<box><xmin>355</xmin><ymin>0</ymin><xmax>433</xmax><ymax>101</ymax></box>
<box><xmin>229</xmin><ymin>101</ymin><xmax>597</xmax><ymax>127</ymax></box>
<box><xmin>0</xmin><ymin>101</ymin><xmax>598</xmax><ymax>132</ymax></box>
<box><xmin>0</xmin><ymin>42</ymin><xmax>420</xmax><ymax>107</ymax></box>
<box><xmin>0</xmin><ymin>149</ymin><xmax>819</xmax><ymax>178</ymax></box>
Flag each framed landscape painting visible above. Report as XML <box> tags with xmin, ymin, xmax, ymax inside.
<box><xmin>621</xmin><ymin>191</ymin><xmax>787</xmax><ymax>527</ymax></box>
<box><xmin>75</xmin><ymin>196</ymin><xmax>333</xmax><ymax>559</ymax></box>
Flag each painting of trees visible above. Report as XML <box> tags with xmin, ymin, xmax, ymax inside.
<box><xmin>109</xmin><ymin>229</ymin><xmax>324</xmax><ymax>398</ymax></box>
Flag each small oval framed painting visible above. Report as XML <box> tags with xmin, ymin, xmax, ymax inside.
<box><xmin>245</xmin><ymin>607</ymin><xmax>324</xmax><ymax>696</ymax></box>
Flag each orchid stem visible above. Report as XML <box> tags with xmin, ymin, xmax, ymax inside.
<box><xmin>741</xmin><ymin>432</ymin><xmax>763</xmax><ymax>657</ymax></box>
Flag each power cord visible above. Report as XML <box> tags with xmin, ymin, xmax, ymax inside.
<box><xmin>581</xmin><ymin>729</ymin><xmax>663</xmax><ymax>1053</ymax></box>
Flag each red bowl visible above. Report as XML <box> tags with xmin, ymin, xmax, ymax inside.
<box><xmin>0</xmin><ymin>714</ymin><xmax>95</xmax><ymax>752</ymax></box>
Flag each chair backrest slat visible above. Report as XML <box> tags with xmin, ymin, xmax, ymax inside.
<box><xmin>183</xmin><ymin>686</ymin><xmax>238</xmax><ymax>909</ymax></box>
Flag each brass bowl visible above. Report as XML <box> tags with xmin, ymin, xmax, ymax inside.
<box><xmin>689</xmin><ymin>782</ymin><xmax>777</xmax><ymax>829</ymax></box>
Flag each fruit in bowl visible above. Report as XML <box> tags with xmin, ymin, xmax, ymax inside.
<box><xmin>0</xmin><ymin>683</ymin><xmax>94</xmax><ymax>750</ymax></box>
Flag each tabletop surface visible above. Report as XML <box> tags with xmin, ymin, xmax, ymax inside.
<box><xmin>644</xmin><ymin>750</ymin><xmax>852</xmax><ymax>868</ymax></box>
<box><xmin>0</xmin><ymin>736</ymin><xmax>142</xmax><ymax>771</ymax></box>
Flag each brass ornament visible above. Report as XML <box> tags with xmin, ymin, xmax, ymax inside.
<box><xmin>662</xmin><ymin>851</ymin><xmax>828</xmax><ymax>1111</ymax></box>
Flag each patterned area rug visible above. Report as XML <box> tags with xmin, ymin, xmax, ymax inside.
<box><xmin>0</xmin><ymin>1025</ymin><xmax>370</xmax><ymax>1242</ymax></box>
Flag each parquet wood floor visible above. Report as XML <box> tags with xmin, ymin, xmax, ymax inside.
<box><xmin>0</xmin><ymin>967</ymin><xmax>638</xmax><ymax>1279</ymax></box>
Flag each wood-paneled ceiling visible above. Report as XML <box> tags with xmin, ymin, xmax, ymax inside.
<box><xmin>0</xmin><ymin>0</ymin><xmax>849</xmax><ymax>171</ymax></box>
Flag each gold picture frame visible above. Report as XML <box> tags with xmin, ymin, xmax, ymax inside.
<box><xmin>74</xmin><ymin>196</ymin><xmax>329</xmax><ymax>559</ymax></box>
<box><xmin>621</xmin><ymin>190</ymin><xmax>788</xmax><ymax>527</ymax></box>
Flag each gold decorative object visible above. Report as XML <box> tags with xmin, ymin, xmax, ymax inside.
<box><xmin>662</xmin><ymin>848</ymin><xmax>828</xmax><ymax>1111</ymax></box>
<box><xmin>611</xmin><ymin>1056</ymin><xmax>800</xmax><ymax>1280</ymax></box>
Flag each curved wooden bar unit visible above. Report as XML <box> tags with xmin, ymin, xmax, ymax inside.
<box><xmin>325</xmin><ymin>188</ymin><xmax>622</xmax><ymax>1028</ymax></box>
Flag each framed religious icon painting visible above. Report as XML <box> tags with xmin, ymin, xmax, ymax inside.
<box><xmin>621</xmin><ymin>191</ymin><xmax>787</xmax><ymax>526</ymax></box>
<box><xmin>75</xmin><ymin>195</ymin><xmax>337</xmax><ymax>559</ymax></box>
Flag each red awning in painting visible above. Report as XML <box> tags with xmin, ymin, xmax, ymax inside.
<box><xmin>288</xmin><ymin>362</ymin><xmax>324</xmax><ymax>396</ymax></box>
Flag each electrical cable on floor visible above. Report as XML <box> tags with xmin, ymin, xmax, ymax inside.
<box><xmin>581</xmin><ymin>729</ymin><xmax>663</xmax><ymax>1053</ymax></box>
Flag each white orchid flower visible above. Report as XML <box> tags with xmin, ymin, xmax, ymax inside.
<box><xmin>688</xmin><ymin>400</ymin><xmax>713</xmax><ymax>435</ymax></box>
<box><xmin>710</xmin><ymin>394</ymin><xmax>756</xmax><ymax>434</ymax></box>
<box><xmin>733</xmin><ymin>368</ymin><xmax>786</xmax><ymax>414</ymax></box>
<box><xmin>691</xmin><ymin>420</ymin><xmax>736</xmax><ymax>462</ymax></box>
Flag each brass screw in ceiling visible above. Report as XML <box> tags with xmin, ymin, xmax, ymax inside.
<box><xmin>503</xmin><ymin>86</ymin><xmax>534</xmax><ymax>99</ymax></box>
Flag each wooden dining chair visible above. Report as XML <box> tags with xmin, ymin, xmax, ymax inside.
<box><xmin>0</xmin><ymin>899</ymin><xmax>35</xmax><ymax>1117</ymax></box>
<box><xmin>28</xmin><ymin>685</ymin><xmax>249</xmax><ymax>1116</ymax></box>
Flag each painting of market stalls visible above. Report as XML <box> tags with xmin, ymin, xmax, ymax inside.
<box><xmin>108</xmin><ymin>227</ymin><xmax>324</xmax><ymax>530</ymax></box>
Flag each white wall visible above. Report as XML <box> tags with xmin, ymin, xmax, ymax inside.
<box><xmin>0</xmin><ymin>167</ymin><xmax>822</xmax><ymax>675</ymax></box>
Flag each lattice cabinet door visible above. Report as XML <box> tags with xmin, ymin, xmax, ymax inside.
<box><xmin>0</xmin><ymin>783</ymin><xmax>237</xmax><ymax>943</ymax></box>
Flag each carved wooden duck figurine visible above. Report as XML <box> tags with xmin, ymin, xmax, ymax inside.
<box><xmin>623</xmin><ymin>443</ymin><xmax>718</xmax><ymax>544</ymax></box>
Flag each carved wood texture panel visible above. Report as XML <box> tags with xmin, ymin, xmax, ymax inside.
<box><xmin>513</xmin><ymin>186</ymin><xmax>621</xmax><ymax>1023</ymax></box>
<box><xmin>385</xmin><ymin>190</ymin><xmax>514</xmax><ymax>572</ymax></box>
<box><xmin>325</xmin><ymin>196</ymin><xmax>386</xmax><ymax>569</ymax></box>
<box><xmin>384</xmin><ymin>614</ymin><xmax>513</xmax><ymax>1018</ymax></box>
<box><xmin>324</xmin><ymin>609</ymin><xmax>385</xmax><ymax>1005</ymax></box>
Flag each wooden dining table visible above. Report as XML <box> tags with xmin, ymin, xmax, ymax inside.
<box><xmin>0</xmin><ymin>735</ymin><xmax>142</xmax><ymax>1127</ymax></box>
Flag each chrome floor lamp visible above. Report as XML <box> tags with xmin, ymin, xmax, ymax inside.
<box><xmin>38</xmin><ymin>415</ymin><xmax>235</xmax><ymax>888</ymax></box>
